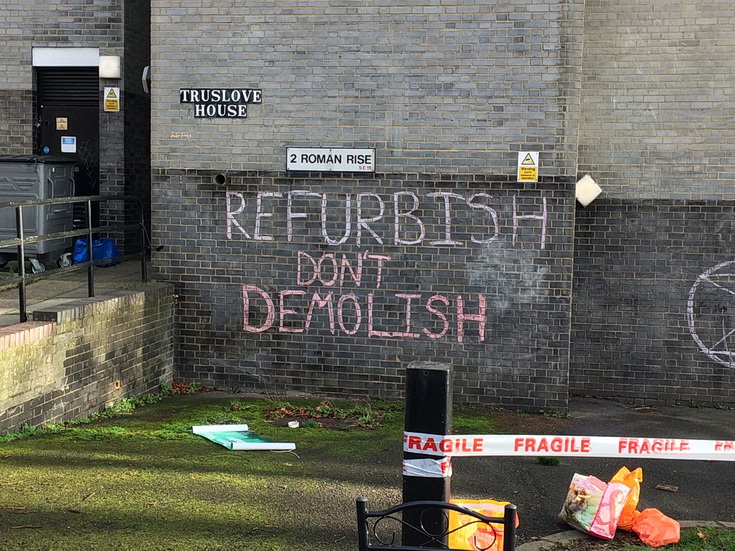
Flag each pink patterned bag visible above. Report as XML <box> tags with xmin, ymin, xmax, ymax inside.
<box><xmin>559</xmin><ymin>473</ymin><xmax>631</xmax><ymax>540</ymax></box>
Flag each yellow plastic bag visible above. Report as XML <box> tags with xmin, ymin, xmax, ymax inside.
<box><xmin>448</xmin><ymin>499</ymin><xmax>519</xmax><ymax>551</ymax></box>
<box><xmin>632</xmin><ymin>508</ymin><xmax>680</xmax><ymax>547</ymax></box>
<box><xmin>610</xmin><ymin>466</ymin><xmax>643</xmax><ymax>531</ymax></box>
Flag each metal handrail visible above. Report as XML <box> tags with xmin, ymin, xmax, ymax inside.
<box><xmin>0</xmin><ymin>194</ymin><xmax>148</xmax><ymax>323</ymax></box>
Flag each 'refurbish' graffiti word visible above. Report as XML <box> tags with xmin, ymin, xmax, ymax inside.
<box><xmin>226</xmin><ymin>190</ymin><xmax>547</xmax><ymax>248</ymax></box>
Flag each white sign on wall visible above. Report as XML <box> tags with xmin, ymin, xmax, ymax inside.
<box><xmin>61</xmin><ymin>136</ymin><xmax>77</xmax><ymax>153</ymax></box>
<box><xmin>287</xmin><ymin>148</ymin><xmax>375</xmax><ymax>172</ymax></box>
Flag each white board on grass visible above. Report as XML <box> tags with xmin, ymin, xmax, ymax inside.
<box><xmin>192</xmin><ymin>424</ymin><xmax>295</xmax><ymax>451</ymax></box>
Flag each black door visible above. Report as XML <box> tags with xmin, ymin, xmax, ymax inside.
<box><xmin>36</xmin><ymin>68</ymin><xmax>99</xmax><ymax>226</ymax></box>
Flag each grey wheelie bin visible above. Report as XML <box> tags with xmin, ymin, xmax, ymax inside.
<box><xmin>0</xmin><ymin>155</ymin><xmax>76</xmax><ymax>272</ymax></box>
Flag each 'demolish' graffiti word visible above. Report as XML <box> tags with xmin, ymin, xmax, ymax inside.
<box><xmin>243</xmin><ymin>286</ymin><xmax>486</xmax><ymax>343</ymax></box>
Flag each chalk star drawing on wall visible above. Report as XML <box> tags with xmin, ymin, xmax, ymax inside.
<box><xmin>687</xmin><ymin>260</ymin><xmax>735</xmax><ymax>368</ymax></box>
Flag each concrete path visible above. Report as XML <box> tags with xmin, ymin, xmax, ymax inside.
<box><xmin>0</xmin><ymin>258</ymin><xmax>147</xmax><ymax>327</ymax></box>
<box><xmin>453</xmin><ymin>397</ymin><xmax>735</xmax><ymax>545</ymax></box>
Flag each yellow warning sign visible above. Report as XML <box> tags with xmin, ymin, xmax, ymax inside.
<box><xmin>517</xmin><ymin>151</ymin><xmax>539</xmax><ymax>182</ymax></box>
<box><xmin>104</xmin><ymin>87</ymin><xmax>120</xmax><ymax>112</ymax></box>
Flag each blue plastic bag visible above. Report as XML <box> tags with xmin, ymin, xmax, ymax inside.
<box><xmin>73</xmin><ymin>238</ymin><xmax>119</xmax><ymax>266</ymax></box>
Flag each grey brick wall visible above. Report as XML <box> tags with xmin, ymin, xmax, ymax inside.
<box><xmin>150</xmin><ymin>0</ymin><xmax>583</xmax><ymax>411</ymax></box>
<box><xmin>572</xmin><ymin>200</ymin><xmax>735</xmax><ymax>407</ymax></box>
<box><xmin>578</xmin><ymin>1</ymin><xmax>735</xmax><ymax>199</ymax></box>
<box><xmin>0</xmin><ymin>0</ymin><xmax>125</xmax><ymax>119</ymax></box>
<box><xmin>570</xmin><ymin>1</ymin><xmax>735</xmax><ymax>407</ymax></box>
<box><xmin>153</xmin><ymin>170</ymin><xmax>575</xmax><ymax>410</ymax></box>
<box><xmin>103</xmin><ymin>0</ymin><xmax>151</xmax><ymax>250</ymax></box>
<box><xmin>5</xmin><ymin>0</ymin><xmax>726</xmax><ymax>410</ymax></box>
<box><xmin>151</xmin><ymin>0</ymin><xmax>585</xmax><ymax>177</ymax></box>
<box><xmin>0</xmin><ymin>90</ymin><xmax>33</xmax><ymax>155</ymax></box>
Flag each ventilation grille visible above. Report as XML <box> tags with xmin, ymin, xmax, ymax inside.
<box><xmin>38</xmin><ymin>68</ymin><xmax>99</xmax><ymax>107</ymax></box>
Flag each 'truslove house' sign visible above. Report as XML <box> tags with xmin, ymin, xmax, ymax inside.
<box><xmin>180</xmin><ymin>88</ymin><xmax>262</xmax><ymax>118</ymax></box>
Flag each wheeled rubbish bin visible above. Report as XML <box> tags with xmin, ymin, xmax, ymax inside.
<box><xmin>0</xmin><ymin>155</ymin><xmax>77</xmax><ymax>272</ymax></box>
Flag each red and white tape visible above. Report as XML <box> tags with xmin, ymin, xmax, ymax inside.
<box><xmin>403</xmin><ymin>432</ymin><xmax>735</xmax><ymax>461</ymax></box>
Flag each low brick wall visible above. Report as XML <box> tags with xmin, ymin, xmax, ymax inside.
<box><xmin>0</xmin><ymin>283</ymin><xmax>175</xmax><ymax>434</ymax></box>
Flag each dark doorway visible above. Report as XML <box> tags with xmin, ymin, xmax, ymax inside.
<box><xmin>36</xmin><ymin>68</ymin><xmax>99</xmax><ymax>226</ymax></box>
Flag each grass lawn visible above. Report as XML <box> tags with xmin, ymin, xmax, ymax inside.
<box><xmin>0</xmin><ymin>393</ymin><xmax>409</xmax><ymax>551</ymax></box>
<box><xmin>1</xmin><ymin>392</ymin><xmax>733</xmax><ymax>550</ymax></box>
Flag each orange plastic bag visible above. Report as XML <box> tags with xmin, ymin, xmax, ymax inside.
<box><xmin>632</xmin><ymin>508</ymin><xmax>680</xmax><ymax>548</ymax></box>
<box><xmin>610</xmin><ymin>466</ymin><xmax>643</xmax><ymax>531</ymax></box>
<box><xmin>448</xmin><ymin>499</ymin><xmax>519</xmax><ymax>551</ymax></box>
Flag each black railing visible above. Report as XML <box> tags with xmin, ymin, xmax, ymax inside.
<box><xmin>356</xmin><ymin>498</ymin><xmax>517</xmax><ymax>551</ymax></box>
<box><xmin>0</xmin><ymin>194</ymin><xmax>148</xmax><ymax>323</ymax></box>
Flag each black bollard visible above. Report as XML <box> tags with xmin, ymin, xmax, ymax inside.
<box><xmin>402</xmin><ymin>361</ymin><xmax>452</xmax><ymax>547</ymax></box>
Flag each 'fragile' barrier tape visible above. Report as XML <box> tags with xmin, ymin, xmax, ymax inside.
<box><xmin>403</xmin><ymin>432</ymin><xmax>735</xmax><ymax>461</ymax></box>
